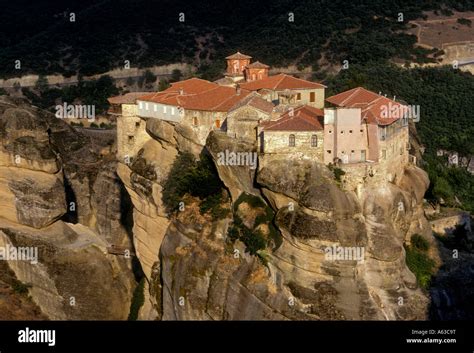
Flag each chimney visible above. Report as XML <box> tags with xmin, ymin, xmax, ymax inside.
<box><xmin>179</xmin><ymin>88</ymin><xmax>184</xmax><ymax>95</ymax></box>
<box><xmin>236</xmin><ymin>84</ymin><xmax>241</xmax><ymax>96</ymax></box>
<box><xmin>393</xmin><ymin>95</ymin><xmax>396</xmax><ymax>101</ymax></box>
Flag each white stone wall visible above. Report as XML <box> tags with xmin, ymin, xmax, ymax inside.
<box><xmin>137</xmin><ymin>101</ymin><xmax>182</xmax><ymax>123</ymax></box>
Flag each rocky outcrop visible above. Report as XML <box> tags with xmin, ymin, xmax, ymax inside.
<box><xmin>207</xmin><ymin>131</ymin><xmax>259</xmax><ymax>200</ymax></box>
<box><xmin>117</xmin><ymin>128</ymin><xmax>179</xmax><ymax>280</ymax></box>
<box><xmin>124</xmin><ymin>125</ymin><xmax>431</xmax><ymax>320</ymax></box>
<box><xmin>0</xmin><ymin>96</ymin><xmax>135</xmax><ymax>320</ymax></box>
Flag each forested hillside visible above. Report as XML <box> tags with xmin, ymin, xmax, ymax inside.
<box><xmin>1</xmin><ymin>0</ymin><xmax>474</xmax><ymax>78</ymax></box>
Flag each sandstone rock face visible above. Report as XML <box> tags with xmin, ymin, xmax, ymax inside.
<box><xmin>0</xmin><ymin>220</ymin><xmax>134</xmax><ymax>320</ymax></box>
<box><xmin>207</xmin><ymin>131</ymin><xmax>259</xmax><ymax>201</ymax></box>
<box><xmin>0</xmin><ymin>96</ymin><xmax>135</xmax><ymax>320</ymax></box>
<box><xmin>124</xmin><ymin>122</ymin><xmax>431</xmax><ymax>320</ymax></box>
<box><xmin>117</xmin><ymin>132</ymin><xmax>179</xmax><ymax>279</ymax></box>
<box><xmin>0</xmin><ymin>166</ymin><xmax>66</xmax><ymax>228</ymax></box>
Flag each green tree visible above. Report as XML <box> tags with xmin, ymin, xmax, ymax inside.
<box><xmin>35</xmin><ymin>74</ymin><xmax>49</xmax><ymax>92</ymax></box>
<box><xmin>170</xmin><ymin>69</ymin><xmax>182</xmax><ymax>82</ymax></box>
<box><xmin>144</xmin><ymin>70</ymin><xmax>157</xmax><ymax>83</ymax></box>
<box><xmin>158</xmin><ymin>79</ymin><xmax>170</xmax><ymax>91</ymax></box>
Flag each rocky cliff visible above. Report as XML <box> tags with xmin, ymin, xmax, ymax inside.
<box><xmin>0</xmin><ymin>96</ymin><xmax>135</xmax><ymax>320</ymax></box>
<box><xmin>117</xmin><ymin>117</ymin><xmax>432</xmax><ymax>320</ymax></box>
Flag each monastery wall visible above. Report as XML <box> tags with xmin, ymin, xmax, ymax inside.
<box><xmin>261</xmin><ymin>130</ymin><xmax>324</xmax><ymax>160</ymax></box>
<box><xmin>116</xmin><ymin>104</ymin><xmax>150</xmax><ymax>162</ymax></box>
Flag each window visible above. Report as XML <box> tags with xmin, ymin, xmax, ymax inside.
<box><xmin>289</xmin><ymin>134</ymin><xmax>295</xmax><ymax>147</ymax></box>
<box><xmin>171</xmin><ymin>107</ymin><xmax>175</xmax><ymax>115</ymax></box>
<box><xmin>329</xmin><ymin>130</ymin><xmax>332</xmax><ymax>133</ymax></box>
<box><xmin>382</xmin><ymin>149</ymin><xmax>387</xmax><ymax>159</ymax></box>
<box><xmin>215</xmin><ymin>119</ymin><xmax>221</xmax><ymax>128</ymax></box>
<box><xmin>193</xmin><ymin>117</ymin><xmax>198</xmax><ymax>126</ymax></box>
<box><xmin>360</xmin><ymin>129</ymin><xmax>363</xmax><ymax>132</ymax></box>
<box><xmin>296</xmin><ymin>93</ymin><xmax>301</xmax><ymax>101</ymax></box>
<box><xmin>145</xmin><ymin>103</ymin><xmax>149</xmax><ymax>110</ymax></box>
<box><xmin>163</xmin><ymin>106</ymin><xmax>167</xmax><ymax>113</ymax></box>
<box><xmin>327</xmin><ymin>150</ymin><xmax>332</xmax><ymax>154</ymax></box>
<box><xmin>135</xmin><ymin>122</ymin><xmax>140</xmax><ymax>128</ymax></box>
<box><xmin>310</xmin><ymin>92</ymin><xmax>316</xmax><ymax>102</ymax></box>
<box><xmin>139</xmin><ymin>101</ymin><xmax>143</xmax><ymax>109</ymax></box>
<box><xmin>340</xmin><ymin>130</ymin><xmax>344</xmax><ymax>134</ymax></box>
<box><xmin>351</xmin><ymin>150</ymin><xmax>355</xmax><ymax>153</ymax></box>
<box><xmin>128</xmin><ymin>136</ymin><xmax>134</xmax><ymax>143</ymax></box>
<box><xmin>154</xmin><ymin>104</ymin><xmax>157</xmax><ymax>112</ymax></box>
<box><xmin>311</xmin><ymin>135</ymin><xmax>317</xmax><ymax>147</ymax></box>
<box><xmin>349</xmin><ymin>130</ymin><xmax>353</xmax><ymax>133</ymax></box>
<box><xmin>361</xmin><ymin>150</ymin><xmax>366</xmax><ymax>162</ymax></box>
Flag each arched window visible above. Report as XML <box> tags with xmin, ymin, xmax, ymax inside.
<box><xmin>289</xmin><ymin>134</ymin><xmax>295</xmax><ymax>147</ymax></box>
<box><xmin>193</xmin><ymin>117</ymin><xmax>198</xmax><ymax>126</ymax></box>
<box><xmin>311</xmin><ymin>134</ymin><xmax>317</xmax><ymax>147</ymax></box>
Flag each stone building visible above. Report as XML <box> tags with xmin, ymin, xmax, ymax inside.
<box><xmin>240</xmin><ymin>73</ymin><xmax>326</xmax><ymax>109</ymax></box>
<box><xmin>225</xmin><ymin>92</ymin><xmax>275</xmax><ymax>141</ymax></box>
<box><xmin>136</xmin><ymin>78</ymin><xmax>251</xmax><ymax>145</ymax></box>
<box><xmin>244</xmin><ymin>61</ymin><xmax>269</xmax><ymax>82</ymax></box>
<box><xmin>258</xmin><ymin>105</ymin><xmax>324</xmax><ymax>159</ymax></box>
<box><xmin>108</xmin><ymin>92</ymin><xmax>150</xmax><ymax>162</ymax></box>
<box><xmin>326</xmin><ymin>87</ymin><xmax>410</xmax><ymax>184</ymax></box>
<box><xmin>224</xmin><ymin>52</ymin><xmax>252</xmax><ymax>83</ymax></box>
<box><xmin>110</xmin><ymin>53</ymin><xmax>412</xmax><ymax>188</ymax></box>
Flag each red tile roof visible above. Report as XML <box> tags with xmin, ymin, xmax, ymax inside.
<box><xmin>246</xmin><ymin>61</ymin><xmax>269</xmax><ymax>69</ymax></box>
<box><xmin>226</xmin><ymin>51</ymin><xmax>252</xmax><ymax>60</ymax></box>
<box><xmin>166</xmin><ymin>77</ymin><xmax>219</xmax><ymax>94</ymax></box>
<box><xmin>326</xmin><ymin>87</ymin><xmax>408</xmax><ymax>126</ymax></box>
<box><xmin>229</xmin><ymin>92</ymin><xmax>274</xmax><ymax>114</ymax></box>
<box><xmin>108</xmin><ymin>92</ymin><xmax>150</xmax><ymax>104</ymax></box>
<box><xmin>138</xmin><ymin>78</ymin><xmax>251</xmax><ymax>112</ymax></box>
<box><xmin>240</xmin><ymin>73</ymin><xmax>326</xmax><ymax>91</ymax></box>
<box><xmin>260</xmin><ymin>105</ymin><xmax>324</xmax><ymax>131</ymax></box>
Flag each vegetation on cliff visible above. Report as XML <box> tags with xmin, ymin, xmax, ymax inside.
<box><xmin>405</xmin><ymin>234</ymin><xmax>436</xmax><ymax>289</ymax></box>
<box><xmin>162</xmin><ymin>152</ymin><xmax>229</xmax><ymax>219</ymax></box>
<box><xmin>227</xmin><ymin>193</ymin><xmax>281</xmax><ymax>263</ymax></box>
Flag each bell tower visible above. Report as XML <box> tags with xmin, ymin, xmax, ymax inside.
<box><xmin>225</xmin><ymin>52</ymin><xmax>251</xmax><ymax>82</ymax></box>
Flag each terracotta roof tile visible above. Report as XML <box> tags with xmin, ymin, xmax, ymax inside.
<box><xmin>326</xmin><ymin>87</ymin><xmax>408</xmax><ymax>126</ymax></box>
<box><xmin>260</xmin><ymin>105</ymin><xmax>324</xmax><ymax>131</ymax></box>
<box><xmin>166</xmin><ymin>77</ymin><xmax>218</xmax><ymax>94</ymax></box>
<box><xmin>225</xmin><ymin>51</ymin><xmax>252</xmax><ymax>60</ymax></box>
<box><xmin>229</xmin><ymin>92</ymin><xmax>274</xmax><ymax>114</ymax></box>
<box><xmin>246</xmin><ymin>61</ymin><xmax>269</xmax><ymax>69</ymax></box>
<box><xmin>108</xmin><ymin>92</ymin><xmax>150</xmax><ymax>104</ymax></box>
<box><xmin>240</xmin><ymin>73</ymin><xmax>326</xmax><ymax>91</ymax></box>
<box><xmin>138</xmin><ymin>79</ymin><xmax>251</xmax><ymax>112</ymax></box>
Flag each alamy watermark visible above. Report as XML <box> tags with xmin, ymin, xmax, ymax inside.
<box><xmin>380</xmin><ymin>102</ymin><xmax>420</xmax><ymax>122</ymax></box>
<box><xmin>324</xmin><ymin>245</ymin><xmax>365</xmax><ymax>262</ymax></box>
<box><xmin>0</xmin><ymin>245</ymin><xmax>38</xmax><ymax>265</ymax></box>
<box><xmin>55</xmin><ymin>102</ymin><xmax>95</xmax><ymax>121</ymax></box>
<box><xmin>216</xmin><ymin>149</ymin><xmax>257</xmax><ymax>170</ymax></box>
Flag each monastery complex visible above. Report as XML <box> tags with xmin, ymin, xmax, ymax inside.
<box><xmin>109</xmin><ymin>52</ymin><xmax>415</xmax><ymax>191</ymax></box>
